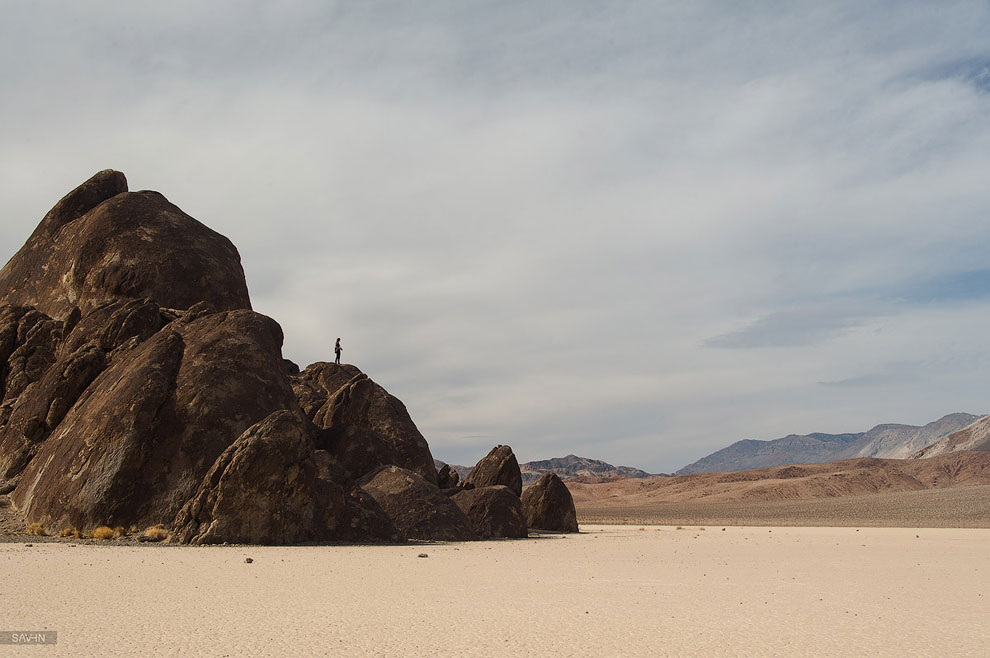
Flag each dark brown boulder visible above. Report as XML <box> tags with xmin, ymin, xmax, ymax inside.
<box><xmin>316</xmin><ymin>374</ymin><xmax>438</xmax><ymax>485</ymax></box>
<box><xmin>452</xmin><ymin>486</ymin><xmax>528</xmax><ymax>538</ymax></box>
<box><xmin>520</xmin><ymin>472</ymin><xmax>578</xmax><ymax>533</ymax></box>
<box><xmin>11</xmin><ymin>309</ymin><xmax>298</xmax><ymax>530</ymax></box>
<box><xmin>359</xmin><ymin>466</ymin><xmax>477</xmax><ymax>541</ymax></box>
<box><xmin>172</xmin><ymin>410</ymin><xmax>399</xmax><ymax>545</ymax></box>
<box><xmin>465</xmin><ymin>445</ymin><xmax>522</xmax><ymax>496</ymax></box>
<box><xmin>437</xmin><ymin>463</ymin><xmax>460</xmax><ymax>489</ymax></box>
<box><xmin>0</xmin><ymin>171</ymin><xmax>251</xmax><ymax>319</ymax></box>
<box><xmin>316</xmin><ymin>423</ymin><xmax>396</xmax><ymax>481</ymax></box>
<box><xmin>291</xmin><ymin>362</ymin><xmax>362</xmax><ymax>419</ymax></box>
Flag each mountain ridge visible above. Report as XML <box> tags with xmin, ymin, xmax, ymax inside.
<box><xmin>678</xmin><ymin>413</ymin><xmax>979</xmax><ymax>475</ymax></box>
<box><xmin>436</xmin><ymin>454</ymin><xmax>654</xmax><ymax>485</ymax></box>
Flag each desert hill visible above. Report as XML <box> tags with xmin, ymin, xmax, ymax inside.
<box><xmin>677</xmin><ymin>413</ymin><xmax>977</xmax><ymax>474</ymax></box>
<box><xmin>574</xmin><ymin>451</ymin><xmax>990</xmax><ymax>505</ymax></box>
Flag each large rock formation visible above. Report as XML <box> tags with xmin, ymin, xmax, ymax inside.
<box><xmin>452</xmin><ymin>485</ymin><xmax>528</xmax><ymax>538</ymax></box>
<box><xmin>520</xmin><ymin>473</ymin><xmax>579</xmax><ymax>533</ymax></box>
<box><xmin>11</xmin><ymin>307</ymin><xmax>298</xmax><ymax>530</ymax></box>
<box><xmin>172</xmin><ymin>410</ymin><xmax>398</xmax><ymax>545</ymax></box>
<box><xmin>0</xmin><ymin>170</ymin><xmax>512</xmax><ymax>544</ymax></box>
<box><xmin>359</xmin><ymin>466</ymin><xmax>477</xmax><ymax>541</ymax></box>
<box><xmin>0</xmin><ymin>170</ymin><xmax>251</xmax><ymax>319</ymax></box>
<box><xmin>464</xmin><ymin>445</ymin><xmax>523</xmax><ymax>496</ymax></box>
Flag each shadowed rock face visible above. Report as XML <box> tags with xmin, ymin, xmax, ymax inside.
<box><xmin>452</xmin><ymin>486</ymin><xmax>528</xmax><ymax>538</ymax></box>
<box><xmin>359</xmin><ymin>466</ymin><xmax>477</xmax><ymax>541</ymax></box>
<box><xmin>172</xmin><ymin>410</ymin><xmax>399</xmax><ymax>545</ymax></box>
<box><xmin>315</xmin><ymin>373</ymin><xmax>438</xmax><ymax>485</ymax></box>
<box><xmin>11</xmin><ymin>308</ymin><xmax>298</xmax><ymax>530</ymax></box>
<box><xmin>520</xmin><ymin>472</ymin><xmax>579</xmax><ymax>533</ymax></box>
<box><xmin>291</xmin><ymin>362</ymin><xmax>363</xmax><ymax>419</ymax></box>
<box><xmin>0</xmin><ymin>170</ymin><xmax>251</xmax><ymax>319</ymax></box>
<box><xmin>465</xmin><ymin>445</ymin><xmax>523</xmax><ymax>497</ymax></box>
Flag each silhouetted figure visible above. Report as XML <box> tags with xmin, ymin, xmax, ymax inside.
<box><xmin>334</xmin><ymin>337</ymin><xmax>342</xmax><ymax>365</ymax></box>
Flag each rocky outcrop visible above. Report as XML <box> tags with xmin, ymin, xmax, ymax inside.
<box><xmin>11</xmin><ymin>308</ymin><xmax>298</xmax><ymax>530</ymax></box>
<box><xmin>464</xmin><ymin>445</ymin><xmax>522</xmax><ymax>496</ymax></box>
<box><xmin>520</xmin><ymin>473</ymin><xmax>578</xmax><ymax>533</ymax></box>
<box><xmin>0</xmin><ymin>170</ymin><xmax>251</xmax><ymax>319</ymax></box>
<box><xmin>172</xmin><ymin>410</ymin><xmax>398</xmax><ymax>545</ymax></box>
<box><xmin>315</xmin><ymin>374</ymin><xmax>438</xmax><ymax>485</ymax></box>
<box><xmin>359</xmin><ymin>466</ymin><xmax>477</xmax><ymax>541</ymax></box>
<box><xmin>0</xmin><ymin>170</ymin><xmax>517</xmax><ymax>545</ymax></box>
<box><xmin>452</xmin><ymin>486</ymin><xmax>528</xmax><ymax>538</ymax></box>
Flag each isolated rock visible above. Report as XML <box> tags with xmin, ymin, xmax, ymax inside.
<box><xmin>359</xmin><ymin>466</ymin><xmax>477</xmax><ymax>541</ymax></box>
<box><xmin>12</xmin><ymin>309</ymin><xmax>298</xmax><ymax>530</ymax></box>
<box><xmin>0</xmin><ymin>170</ymin><xmax>251</xmax><ymax>319</ymax></box>
<box><xmin>437</xmin><ymin>463</ymin><xmax>460</xmax><ymax>489</ymax></box>
<box><xmin>520</xmin><ymin>472</ymin><xmax>578</xmax><ymax>533</ymax></box>
<box><xmin>172</xmin><ymin>410</ymin><xmax>398</xmax><ymax>545</ymax></box>
<box><xmin>316</xmin><ymin>374</ymin><xmax>438</xmax><ymax>485</ymax></box>
<box><xmin>452</xmin><ymin>485</ymin><xmax>528</xmax><ymax>538</ymax></box>
<box><xmin>465</xmin><ymin>445</ymin><xmax>523</xmax><ymax>496</ymax></box>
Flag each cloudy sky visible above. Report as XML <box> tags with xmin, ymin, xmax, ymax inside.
<box><xmin>2</xmin><ymin>1</ymin><xmax>990</xmax><ymax>472</ymax></box>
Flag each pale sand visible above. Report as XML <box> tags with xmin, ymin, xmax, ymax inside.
<box><xmin>2</xmin><ymin>526</ymin><xmax>988</xmax><ymax>657</ymax></box>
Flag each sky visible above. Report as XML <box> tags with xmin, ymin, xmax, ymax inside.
<box><xmin>2</xmin><ymin>1</ymin><xmax>990</xmax><ymax>473</ymax></box>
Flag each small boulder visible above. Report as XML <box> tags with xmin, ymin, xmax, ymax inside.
<box><xmin>464</xmin><ymin>445</ymin><xmax>522</xmax><ymax>496</ymax></box>
<box><xmin>452</xmin><ymin>486</ymin><xmax>528</xmax><ymax>538</ymax></box>
<box><xmin>520</xmin><ymin>472</ymin><xmax>578</xmax><ymax>533</ymax></box>
<box><xmin>437</xmin><ymin>463</ymin><xmax>460</xmax><ymax>489</ymax></box>
<box><xmin>359</xmin><ymin>466</ymin><xmax>477</xmax><ymax>542</ymax></box>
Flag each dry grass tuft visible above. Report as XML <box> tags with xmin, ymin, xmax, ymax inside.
<box><xmin>59</xmin><ymin>528</ymin><xmax>73</xmax><ymax>538</ymax></box>
<box><xmin>141</xmin><ymin>525</ymin><xmax>169</xmax><ymax>542</ymax></box>
<box><xmin>90</xmin><ymin>526</ymin><xmax>115</xmax><ymax>540</ymax></box>
<box><xmin>27</xmin><ymin>522</ymin><xmax>47</xmax><ymax>536</ymax></box>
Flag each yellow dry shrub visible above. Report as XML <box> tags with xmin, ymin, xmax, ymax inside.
<box><xmin>59</xmin><ymin>528</ymin><xmax>73</xmax><ymax>538</ymax></box>
<box><xmin>141</xmin><ymin>525</ymin><xmax>169</xmax><ymax>542</ymax></box>
<box><xmin>27</xmin><ymin>522</ymin><xmax>47</xmax><ymax>536</ymax></box>
<box><xmin>90</xmin><ymin>526</ymin><xmax>115</xmax><ymax>540</ymax></box>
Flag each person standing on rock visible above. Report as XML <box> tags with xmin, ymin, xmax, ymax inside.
<box><xmin>334</xmin><ymin>337</ymin><xmax>342</xmax><ymax>365</ymax></box>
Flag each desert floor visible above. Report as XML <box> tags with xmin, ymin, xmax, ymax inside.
<box><xmin>2</xmin><ymin>525</ymin><xmax>988</xmax><ymax>657</ymax></box>
<box><xmin>573</xmin><ymin>484</ymin><xmax>990</xmax><ymax>527</ymax></box>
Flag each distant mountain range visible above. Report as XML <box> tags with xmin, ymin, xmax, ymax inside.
<box><xmin>436</xmin><ymin>454</ymin><xmax>654</xmax><ymax>485</ymax></box>
<box><xmin>677</xmin><ymin>413</ymin><xmax>980</xmax><ymax>475</ymax></box>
